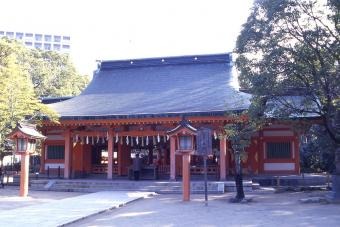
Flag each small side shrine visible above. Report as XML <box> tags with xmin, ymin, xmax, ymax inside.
<box><xmin>168</xmin><ymin>119</ymin><xmax>197</xmax><ymax>201</ymax></box>
<box><xmin>8</xmin><ymin>122</ymin><xmax>46</xmax><ymax>197</ymax></box>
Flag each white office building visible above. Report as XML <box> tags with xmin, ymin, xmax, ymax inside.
<box><xmin>0</xmin><ymin>30</ymin><xmax>71</xmax><ymax>53</ymax></box>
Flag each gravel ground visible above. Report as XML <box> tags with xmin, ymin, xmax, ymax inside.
<box><xmin>1</xmin><ymin>186</ymin><xmax>339</xmax><ymax>227</ymax></box>
<box><xmin>67</xmin><ymin>190</ymin><xmax>340</xmax><ymax>227</ymax></box>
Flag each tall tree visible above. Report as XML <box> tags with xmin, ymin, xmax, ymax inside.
<box><xmin>235</xmin><ymin>0</ymin><xmax>340</xmax><ymax>199</ymax></box>
<box><xmin>0</xmin><ymin>37</ymin><xmax>88</xmax><ymax>165</ymax></box>
<box><xmin>0</xmin><ymin>38</ymin><xmax>55</xmax><ymax>165</ymax></box>
<box><xmin>29</xmin><ymin>50</ymin><xmax>89</xmax><ymax>97</ymax></box>
<box><xmin>224</xmin><ymin>112</ymin><xmax>258</xmax><ymax>202</ymax></box>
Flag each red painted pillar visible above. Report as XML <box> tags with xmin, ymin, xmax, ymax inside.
<box><xmin>219</xmin><ymin>137</ymin><xmax>227</xmax><ymax>181</ymax></box>
<box><xmin>170</xmin><ymin>136</ymin><xmax>176</xmax><ymax>180</ymax></box>
<box><xmin>40</xmin><ymin>141</ymin><xmax>46</xmax><ymax>174</ymax></box>
<box><xmin>64</xmin><ymin>129</ymin><xmax>71</xmax><ymax>179</ymax></box>
<box><xmin>107</xmin><ymin>129</ymin><xmax>114</xmax><ymax>179</ymax></box>
<box><xmin>19</xmin><ymin>153</ymin><xmax>30</xmax><ymax>197</ymax></box>
<box><xmin>118</xmin><ymin>143</ymin><xmax>123</xmax><ymax>176</ymax></box>
<box><xmin>294</xmin><ymin>135</ymin><xmax>300</xmax><ymax>174</ymax></box>
<box><xmin>182</xmin><ymin>152</ymin><xmax>191</xmax><ymax>201</ymax></box>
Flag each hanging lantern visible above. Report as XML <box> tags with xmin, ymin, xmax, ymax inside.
<box><xmin>115</xmin><ymin>133</ymin><xmax>119</xmax><ymax>143</ymax></box>
<box><xmin>146</xmin><ymin>136</ymin><xmax>149</xmax><ymax>145</ymax></box>
<box><xmin>214</xmin><ymin>131</ymin><xmax>217</xmax><ymax>140</ymax></box>
<box><xmin>131</xmin><ymin>136</ymin><xmax>134</xmax><ymax>146</ymax></box>
<box><xmin>141</xmin><ymin>137</ymin><xmax>144</xmax><ymax>146</ymax></box>
<box><xmin>96</xmin><ymin>135</ymin><xmax>100</xmax><ymax>143</ymax></box>
<box><xmin>152</xmin><ymin>136</ymin><xmax>155</xmax><ymax>145</ymax></box>
<box><xmin>86</xmin><ymin>136</ymin><xmax>89</xmax><ymax>144</ymax></box>
<box><xmin>136</xmin><ymin>136</ymin><xmax>139</xmax><ymax>145</ymax></box>
<box><xmin>157</xmin><ymin>134</ymin><xmax>160</xmax><ymax>143</ymax></box>
<box><xmin>126</xmin><ymin>136</ymin><xmax>129</xmax><ymax>145</ymax></box>
<box><xmin>91</xmin><ymin>136</ymin><xmax>94</xmax><ymax>145</ymax></box>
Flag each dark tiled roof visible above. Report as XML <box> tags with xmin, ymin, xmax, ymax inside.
<box><xmin>49</xmin><ymin>53</ymin><xmax>251</xmax><ymax>120</ymax></box>
<box><xmin>41</xmin><ymin>96</ymin><xmax>73</xmax><ymax>104</ymax></box>
<box><xmin>9</xmin><ymin>122</ymin><xmax>46</xmax><ymax>139</ymax></box>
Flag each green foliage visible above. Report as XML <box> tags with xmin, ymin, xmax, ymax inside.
<box><xmin>29</xmin><ymin>50</ymin><xmax>89</xmax><ymax>97</ymax></box>
<box><xmin>223</xmin><ymin>111</ymin><xmax>259</xmax><ymax>168</ymax></box>
<box><xmin>0</xmin><ymin>38</ymin><xmax>55</xmax><ymax>155</ymax></box>
<box><xmin>235</xmin><ymin>0</ymin><xmax>340</xmax><ymax>145</ymax></box>
<box><xmin>0</xmin><ymin>37</ymin><xmax>88</xmax><ymax>159</ymax></box>
<box><xmin>300</xmin><ymin>125</ymin><xmax>335</xmax><ymax>173</ymax></box>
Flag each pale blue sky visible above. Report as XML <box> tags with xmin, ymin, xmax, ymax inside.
<box><xmin>0</xmin><ymin>0</ymin><xmax>253</xmax><ymax>75</ymax></box>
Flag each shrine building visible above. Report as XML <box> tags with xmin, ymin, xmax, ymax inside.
<box><xmin>40</xmin><ymin>53</ymin><xmax>301</xmax><ymax>180</ymax></box>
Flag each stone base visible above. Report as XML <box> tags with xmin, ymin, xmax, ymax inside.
<box><xmin>327</xmin><ymin>175</ymin><xmax>340</xmax><ymax>203</ymax></box>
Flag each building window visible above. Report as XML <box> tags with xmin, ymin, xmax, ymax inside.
<box><xmin>34</xmin><ymin>42</ymin><xmax>42</xmax><ymax>49</ymax></box>
<box><xmin>62</xmin><ymin>36</ymin><xmax>70</xmax><ymax>41</ymax></box>
<box><xmin>44</xmin><ymin>43</ymin><xmax>51</xmax><ymax>50</ymax></box>
<box><xmin>25</xmin><ymin>33</ymin><xmax>33</xmax><ymax>37</ymax></box>
<box><xmin>62</xmin><ymin>44</ymin><xmax>70</xmax><ymax>49</ymax></box>
<box><xmin>54</xmin><ymin>35</ymin><xmax>61</xmax><ymax>42</ymax></box>
<box><xmin>53</xmin><ymin>44</ymin><xmax>60</xmax><ymax>50</ymax></box>
<box><xmin>44</xmin><ymin>35</ymin><xmax>52</xmax><ymax>42</ymax></box>
<box><xmin>25</xmin><ymin>41</ymin><xmax>33</xmax><ymax>46</ymax></box>
<box><xmin>266</xmin><ymin>142</ymin><xmax>291</xmax><ymax>159</ymax></box>
<box><xmin>16</xmin><ymin>32</ymin><xmax>24</xmax><ymax>39</ymax></box>
<box><xmin>6</xmin><ymin>32</ymin><xmax>14</xmax><ymax>38</ymax></box>
<box><xmin>0</xmin><ymin>31</ymin><xmax>4</xmax><ymax>35</ymax></box>
<box><xmin>47</xmin><ymin>145</ymin><xmax>65</xmax><ymax>159</ymax></box>
<box><xmin>35</xmin><ymin>34</ymin><xmax>42</xmax><ymax>41</ymax></box>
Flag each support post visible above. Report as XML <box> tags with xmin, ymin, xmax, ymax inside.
<box><xmin>170</xmin><ymin>136</ymin><xmax>176</xmax><ymax>180</ymax></box>
<box><xmin>19</xmin><ymin>153</ymin><xmax>30</xmax><ymax>197</ymax></box>
<box><xmin>219</xmin><ymin>137</ymin><xmax>227</xmax><ymax>181</ymax></box>
<box><xmin>107</xmin><ymin>128</ymin><xmax>114</xmax><ymax>179</ymax></box>
<box><xmin>40</xmin><ymin>142</ymin><xmax>45</xmax><ymax>174</ymax></box>
<box><xmin>204</xmin><ymin>155</ymin><xmax>208</xmax><ymax>206</ymax></box>
<box><xmin>117</xmin><ymin>143</ymin><xmax>122</xmax><ymax>176</ymax></box>
<box><xmin>182</xmin><ymin>152</ymin><xmax>191</xmax><ymax>201</ymax></box>
<box><xmin>64</xmin><ymin>129</ymin><xmax>71</xmax><ymax>179</ymax></box>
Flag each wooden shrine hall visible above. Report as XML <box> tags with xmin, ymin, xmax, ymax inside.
<box><xmin>40</xmin><ymin>53</ymin><xmax>301</xmax><ymax>180</ymax></box>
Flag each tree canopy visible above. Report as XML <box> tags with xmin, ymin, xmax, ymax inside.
<box><xmin>0</xmin><ymin>37</ymin><xmax>89</xmax><ymax>158</ymax></box>
<box><xmin>29</xmin><ymin>50</ymin><xmax>89</xmax><ymax>97</ymax></box>
<box><xmin>235</xmin><ymin>0</ymin><xmax>339</xmax><ymax>144</ymax></box>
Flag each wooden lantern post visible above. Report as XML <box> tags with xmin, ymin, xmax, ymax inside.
<box><xmin>8</xmin><ymin>122</ymin><xmax>46</xmax><ymax>197</ymax></box>
<box><xmin>168</xmin><ymin>119</ymin><xmax>197</xmax><ymax>201</ymax></box>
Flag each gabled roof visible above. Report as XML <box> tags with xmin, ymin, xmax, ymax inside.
<box><xmin>167</xmin><ymin>119</ymin><xmax>197</xmax><ymax>135</ymax></box>
<box><xmin>49</xmin><ymin>53</ymin><xmax>251</xmax><ymax>120</ymax></box>
<box><xmin>9</xmin><ymin>122</ymin><xmax>46</xmax><ymax>139</ymax></box>
<box><xmin>41</xmin><ymin>96</ymin><xmax>73</xmax><ymax>104</ymax></box>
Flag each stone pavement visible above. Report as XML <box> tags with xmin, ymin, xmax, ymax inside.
<box><xmin>0</xmin><ymin>189</ymin><xmax>154</xmax><ymax>227</ymax></box>
<box><xmin>68</xmin><ymin>190</ymin><xmax>340</xmax><ymax>227</ymax></box>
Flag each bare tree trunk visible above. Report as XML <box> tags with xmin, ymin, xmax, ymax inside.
<box><xmin>234</xmin><ymin>151</ymin><xmax>245</xmax><ymax>201</ymax></box>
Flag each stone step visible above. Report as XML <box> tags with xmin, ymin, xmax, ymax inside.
<box><xmin>30</xmin><ymin>179</ymin><xmax>255</xmax><ymax>194</ymax></box>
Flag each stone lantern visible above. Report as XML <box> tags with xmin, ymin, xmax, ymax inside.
<box><xmin>168</xmin><ymin>119</ymin><xmax>197</xmax><ymax>201</ymax></box>
<box><xmin>8</xmin><ymin>122</ymin><xmax>46</xmax><ymax>197</ymax></box>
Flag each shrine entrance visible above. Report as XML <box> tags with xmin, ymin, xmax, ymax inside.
<box><xmin>128</xmin><ymin>138</ymin><xmax>170</xmax><ymax>180</ymax></box>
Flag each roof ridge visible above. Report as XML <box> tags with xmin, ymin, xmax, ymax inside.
<box><xmin>99</xmin><ymin>53</ymin><xmax>232</xmax><ymax>70</ymax></box>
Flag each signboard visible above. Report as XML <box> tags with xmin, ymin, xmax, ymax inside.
<box><xmin>196</xmin><ymin>128</ymin><xmax>212</xmax><ymax>156</ymax></box>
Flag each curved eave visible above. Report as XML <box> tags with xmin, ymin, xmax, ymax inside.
<box><xmin>42</xmin><ymin>111</ymin><xmax>246</xmax><ymax>127</ymax></box>
<box><xmin>57</xmin><ymin>109</ymin><xmax>246</xmax><ymax>120</ymax></box>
